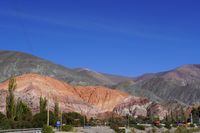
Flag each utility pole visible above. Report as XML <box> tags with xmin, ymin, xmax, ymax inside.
<box><xmin>125</xmin><ymin>114</ymin><xmax>129</xmax><ymax>133</ymax></box>
<box><xmin>199</xmin><ymin>111</ymin><xmax>200</xmax><ymax>125</ymax></box>
<box><xmin>126</xmin><ymin>114</ymin><xmax>129</xmax><ymax>128</ymax></box>
<box><xmin>128</xmin><ymin>115</ymin><xmax>129</xmax><ymax>129</ymax></box>
<box><xmin>47</xmin><ymin>92</ymin><xmax>50</xmax><ymax>126</ymax></box>
<box><xmin>191</xmin><ymin>112</ymin><xmax>193</xmax><ymax>124</ymax></box>
<box><xmin>61</xmin><ymin>107</ymin><xmax>62</xmax><ymax>126</ymax></box>
<box><xmin>83</xmin><ymin>115</ymin><xmax>85</xmax><ymax>128</ymax></box>
<box><xmin>60</xmin><ymin>105</ymin><xmax>62</xmax><ymax>131</ymax></box>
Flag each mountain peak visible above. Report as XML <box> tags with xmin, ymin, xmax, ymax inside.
<box><xmin>0</xmin><ymin>51</ymin><xmax>133</xmax><ymax>85</ymax></box>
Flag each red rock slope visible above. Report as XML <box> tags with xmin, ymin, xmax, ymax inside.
<box><xmin>0</xmin><ymin>73</ymin><xmax>168</xmax><ymax>119</ymax></box>
<box><xmin>0</xmin><ymin>73</ymin><xmax>128</xmax><ymax>116</ymax></box>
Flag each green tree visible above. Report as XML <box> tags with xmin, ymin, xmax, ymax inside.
<box><xmin>32</xmin><ymin>96</ymin><xmax>57</xmax><ymax>127</ymax></box>
<box><xmin>191</xmin><ymin>107</ymin><xmax>200</xmax><ymax>124</ymax></box>
<box><xmin>170</xmin><ymin>111</ymin><xmax>175</xmax><ymax>123</ymax></box>
<box><xmin>6</xmin><ymin>76</ymin><xmax>17</xmax><ymax>120</ymax></box>
<box><xmin>42</xmin><ymin>125</ymin><xmax>54</xmax><ymax>133</ymax></box>
<box><xmin>163</xmin><ymin>114</ymin><xmax>171</xmax><ymax>129</ymax></box>
<box><xmin>0</xmin><ymin>119</ymin><xmax>13</xmax><ymax>129</ymax></box>
<box><xmin>62</xmin><ymin>112</ymin><xmax>84</xmax><ymax>127</ymax></box>
<box><xmin>40</xmin><ymin>97</ymin><xmax>47</xmax><ymax>113</ymax></box>
<box><xmin>32</xmin><ymin>111</ymin><xmax>56</xmax><ymax>128</ymax></box>
<box><xmin>108</xmin><ymin>117</ymin><xmax>126</xmax><ymax>127</ymax></box>
<box><xmin>54</xmin><ymin>100</ymin><xmax>59</xmax><ymax>121</ymax></box>
<box><xmin>180</xmin><ymin>107</ymin><xmax>186</xmax><ymax>123</ymax></box>
<box><xmin>0</xmin><ymin>112</ymin><xmax>6</xmax><ymax>124</ymax></box>
<box><xmin>0</xmin><ymin>112</ymin><xmax>6</xmax><ymax>120</ymax></box>
<box><xmin>61</xmin><ymin>125</ymin><xmax>73</xmax><ymax>132</ymax></box>
<box><xmin>16</xmin><ymin>100</ymin><xmax>32</xmax><ymax>121</ymax></box>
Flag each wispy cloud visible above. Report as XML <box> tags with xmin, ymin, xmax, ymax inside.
<box><xmin>0</xmin><ymin>9</ymin><xmax>180</xmax><ymax>42</ymax></box>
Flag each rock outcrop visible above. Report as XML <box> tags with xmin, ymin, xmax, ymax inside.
<box><xmin>74</xmin><ymin>86</ymin><xmax>128</xmax><ymax>112</ymax></box>
<box><xmin>113</xmin><ymin>97</ymin><xmax>168</xmax><ymax>120</ymax></box>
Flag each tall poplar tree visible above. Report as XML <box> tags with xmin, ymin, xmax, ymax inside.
<box><xmin>54</xmin><ymin>100</ymin><xmax>59</xmax><ymax>120</ymax></box>
<box><xmin>6</xmin><ymin>76</ymin><xmax>17</xmax><ymax>120</ymax></box>
<box><xmin>39</xmin><ymin>97</ymin><xmax>47</xmax><ymax>113</ymax></box>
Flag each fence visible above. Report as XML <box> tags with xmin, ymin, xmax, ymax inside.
<box><xmin>0</xmin><ymin>128</ymin><xmax>42</xmax><ymax>133</ymax></box>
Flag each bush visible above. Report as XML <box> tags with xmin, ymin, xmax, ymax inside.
<box><xmin>32</xmin><ymin>112</ymin><xmax>47</xmax><ymax>128</ymax></box>
<box><xmin>133</xmin><ymin>124</ymin><xmax>145</xmax><ymax>130</ymax></box>
<box><xmin>110</xmin><ymin>124</ymin><xmax>119</xmax><ymax>131</ymax></box>
<box><xmin>0</xmin><ymin>119</ymin><xmax>33</xmax><ymax>129</ymax></box>
<box><xmin>61</xmin><ymin>125</ymin><xmax>73</xmax><ymax>131</ymax></box>
<box><xmin>88</xmin><ymin>117</ymin><xmax>96</xmax><ymax>126</ymax></box>
<box><xmin>16</xmin><ymin>100</ymin><xmax>33</xmax><ymax>121</ymax></box>
<box><xmin>0</xmin><ymin>112</ymin><xmax>7</xmax><ymax>129</ymax></box>
<box><xmin>116</xmin><ymin>129</ymin><xmax>125</xmax><ymax>133</ymax></box>
<box><xmin>188</xmin><ymin>128</ymin><xmax>200</xmax><ymax>132</ymax></box>
<box><xmin>108</xmin><ymin>117</ymin><xmax>126</xmax><ymax>127</ymax></box>
<box><xmin>162</xmin><ymin>131</ymin><xmax>170</xmax><ymax>133</ymax></box>
<box><xmin>32</xmin><ymin>111</ymin><xmax>57</xmax><ymax>127</ymax></box>
<box><xmin>152</xmin><ymin>127</ymin><xmax>157</xmax><ymax>133</ymax></box>
<box><xmin>164</xmin><ymin>123</ymin><xmax>171</xmax><ymax>129</ymax></box>
<box><xmin>42</xmin><ymin>125</ymin><xmax>54</xmax><ymax>133</ymax></box>
<box><xmin>62</xmin><ymin>112</ymin><xmax>84</xmax><ymax>127</ymax></box>
<box><xmin>0</xmin><ymin>119</ymin><xmax>12</xmax><ymax>129</ymax></box>
<box><xmin>174</xmin><ymin>127</ymin><xmax>189</xmax><ymax>133</ymax></box>
<box><xmin>190</xmin><ymin>123</ymin><xmax>195</xmax><ymax>127</ymax></box>
<box><xmin>15</xmin><ymin>120</ymin><xmax>32</xmax><ymax>128</ymax></box>
<box><xmin>110</xmin><ymin>124</ymin><xmax>125</xmax><ymax>133</ymax></box>
<box><xmin>172</xmin><ymin>124</ymin><xmax>178</xmax><ymax>128</ymax></box>
<box><xmin>131</xmin><ymin>129</ymin><xmax>136</xmax><ymax>133</ymax></box>
<box><xmin>156</xmin><ymin>125</ymin><xmax>162</xmax><ymax>128</ymax></box>
<box><xmin>0</xmin><ymin>112</ymin><xmax>6</xmax><ymax>122</ymax></box>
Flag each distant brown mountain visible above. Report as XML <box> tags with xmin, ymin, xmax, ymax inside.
<box><xmin>116</xmin><ymin>64</ymin><xmax>200</xmax><ymax>105</ymax></box>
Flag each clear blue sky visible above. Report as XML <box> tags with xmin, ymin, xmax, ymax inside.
<box><xmin>0</xmin><ymin>0</ymin><xmax>200</xmax><ymax>76</ymax></box>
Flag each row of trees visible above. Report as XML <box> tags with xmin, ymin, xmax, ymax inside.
<box><xmin>190</xmin><ymin>107</ymin><xmax>200</xmax><ymax>124</ymax></box>
<box><xmin>4</xmin><ymin>76</ymin><xmax>200</xmax><ymax>131</ymax></box>
<box><xmin>163</xmin><ymin>108</ymin><xmax>187</xmax><ymax>125</ymax></box>
<box><xmin>0</xmin><ymin>76</ymin><xmax>84</xmax><ymax>129</ymax></box>
<box><xmin>163</xmin><ymin>107</ymin><xmax>200</xmax><ymax>126</ymax></box>
<box><xmin>0</xmin><ymin>77</ymin><xmax>33</xmax><ymax>129</ymax></box>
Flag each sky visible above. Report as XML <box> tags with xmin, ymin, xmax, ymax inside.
<box><xmin>0</xmin><ymin>0</ymin><xmax>200</xmax><ymax>77</ymax></box>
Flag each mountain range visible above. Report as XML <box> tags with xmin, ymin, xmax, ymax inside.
<box><xmin>115</xmin><ymin>64</ymin><xmax>200</xmax><ymax>105</ymax></box>
<box><xmin>0</xmin><ymin>51</ymin><xmax>131</xmax><ymax>86</ymax></box>
<box><xmin>0</xmin><ymin>50</ymin><xmax>200</xmax><ymax>118</ymax></box>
